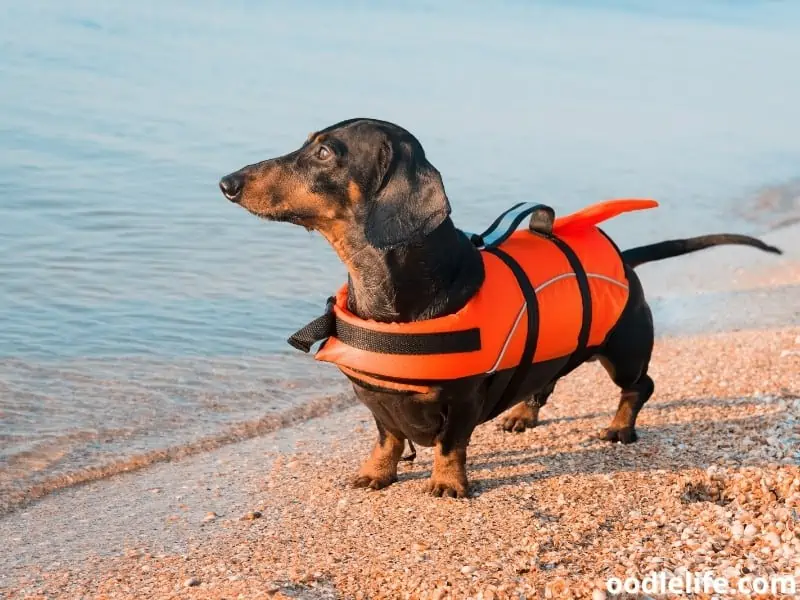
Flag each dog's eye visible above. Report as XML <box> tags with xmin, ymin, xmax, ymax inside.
<box><xmin>316</xmin><ymin>145</ymin><xmax>332</xmax><ymax>160</ymax></box>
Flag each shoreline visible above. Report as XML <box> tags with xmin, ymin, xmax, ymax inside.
<box><xmin>2</xmin><ymin>326</ymin><xmax>798</xmax><ymax>599</ymax></box>
<box><xmin>1</xmin><ymin>223</ymin><xmax>797</xmax><ymax>522</ymax></box>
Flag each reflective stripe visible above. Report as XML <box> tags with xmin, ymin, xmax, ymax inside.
<box><xmin>486</xmin><ymin>272</ymin><xmax>628</xmax><ymax>374</ymax></box>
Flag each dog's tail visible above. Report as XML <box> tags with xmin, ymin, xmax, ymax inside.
<box><xmin>621</xmin><ymin>234</ymin><xmax>782</xmax><ymax>268</ymax></box>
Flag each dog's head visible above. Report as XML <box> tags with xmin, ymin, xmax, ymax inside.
<box><xmin>219</xmin><ymin>118</ymin><xmax>451</xmax><ymax>250</ymax></box>
<box><xmin>219</xmin><ymin>119</ymin><xmax>450</xmax><ymax>249</ymax></box>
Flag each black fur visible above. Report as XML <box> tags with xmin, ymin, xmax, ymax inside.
<box><xmin>622</xmin><ymin>234</ymin><xmax>782</xmax><ymax>268</ymax></box>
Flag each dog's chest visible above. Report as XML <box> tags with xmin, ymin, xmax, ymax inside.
<box><xmin>355</xmin><ymin>388</ymin><xmax>447</xmax><ymax>447</ymax></box>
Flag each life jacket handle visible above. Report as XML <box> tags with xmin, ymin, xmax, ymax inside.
<box><xmin>466</xmin><ymin>203</ymin><xmax>554</xmax><ymax>249</ymax></box>
<box><xmin>463</xmin><ymin>198</ymin><xmax>658</xmax><ymax>248</ymax></box>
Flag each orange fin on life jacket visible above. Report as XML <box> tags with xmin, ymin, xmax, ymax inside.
<box><xmin>553</xmin><ymin>198</ymin><xmax>658</xmax><ymax>234</ymax></box>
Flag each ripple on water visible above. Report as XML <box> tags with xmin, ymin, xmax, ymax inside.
<box><xmin>0</xmin><ymin>353</ymin><xmax>352</xmax><ymax>515</ymax></box>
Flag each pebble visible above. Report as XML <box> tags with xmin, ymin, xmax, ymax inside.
<box><xmin>743</xmin><ymin>524</ymin><xmax>758</xmax><ymax>538</ymax></box>
<box><xmin>411</xmin><ymin>542</ymin><xmax>428</xmax><ymax>552</ymax></box>
<box><xmin>722</xmin><ymin>566</ymin><xmax>739</xmax><ymax>579</ymax></box>
<box><xmin>592</xmin><ymin>590</ymin><xmax>607</xmax><ymax>600</ymax></box>
<box><xmin>241</xmin><ymin>511</ymin><xmax>262</xmax><ymax>521</ymax></box>
<box><xmin>731</xmin><ymin>522</ymin><xmax>744</xmax><ymax>539</ymax></box>
<box><xmin>203</xmin><ymin>512</ymin><xmax>218</xmax><ymax>523</ymax></box>
<box><xmin>765</xmin><ymin>532</ymin><xmax>781</xmax><ymax>547</ymax></box>
<box><xmin>183</xmin><ymin>577</ymin><xmax>200</xmax><ymax>587</ymax></box>
<box><xmin>460</xmin><ymin>565</ymin><xmax>476</xmax><ymax>575</ymax></box>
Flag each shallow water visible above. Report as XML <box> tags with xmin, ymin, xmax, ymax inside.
<box><xmin>1</xmin><ymin>0</ymin><xmax>800</xmax><ymax>511</ymax></box>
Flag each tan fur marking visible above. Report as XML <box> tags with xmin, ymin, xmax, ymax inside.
<box><xmin>427</xmin><ymin>444</ymin><xmax>468</xmax><ymax>498</ymax></box>
<box><xmin>318</xmin><ymin>219</ymin><xmax>360</xmax><ymax>272</ymax></box>
<box><xmin>347</xmin><ymin>180</ymin><xmax>363</xmax><ymax>204</ymax></box>
<box><xmin>353</xmin><ymin>431</ymin><xmax>405</xmax><ymax>490</ymax></box>
<box><xmin>608</xmin><ymin>390</ymin><xmax>639</xmax><ymax>430</ymax></box>
<box><xmin>239</xmin><ymin>160</ymin><xmax>336</xmax><ymax>226</ymax></box>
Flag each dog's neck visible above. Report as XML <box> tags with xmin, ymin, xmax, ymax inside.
<box><xmin>322</xmin><ymin>218</ymin><xmax>485</xmax><ymax>322</ymax></box>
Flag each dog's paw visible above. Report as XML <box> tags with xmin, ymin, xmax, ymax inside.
<box><xmin>500</xmin><ymin>404</ymin><xmax>539</xmax><ymax>433</ymax></box>
<box><xmin>426</xmin><ymin>477</ymin><xmax>469</xmax><ymax>499</ymax></box>
<box><xmin>501</xmin><ymin>415</ymin><xmax>537</xmax><ymax>433</ymax></box>
<box><xmin>352</xmin><ymin>473</ymin><xmax>398</xmax><ymax>490</ymax></box>
<box><xmin>598</xmin><ymin>427</ymin><xmax>638</xmax><ymax>444</ymax></box>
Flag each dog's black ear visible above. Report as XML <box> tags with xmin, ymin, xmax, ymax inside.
<box><xmin>364</xmin><ymin>138</ymin><xmax>451</xmax><ymax>250</ymax></box>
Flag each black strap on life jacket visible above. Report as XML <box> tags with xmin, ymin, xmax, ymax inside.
<box><xmin>543</xmin><ymin>233</ymin><xmax>593</xmax><ymax>364</ymax></box>
<box><xmin>483</xmin><ymin>247</ymin><xmax>540</xmax><ymax>408</ymax></box>
<box><xmin>287</xmin><ymin>296</ymin><xmax>337</xmax><ymax>353</ymax></box>
<box><xmin>483</xmin><ymin>229</ymin><xmax>593</xmax><ymax>408</ymax></box>
<box><xmin>287</xmin><ymin>297</ymin><xmax>482</xmax><ymax>356</ymax></box>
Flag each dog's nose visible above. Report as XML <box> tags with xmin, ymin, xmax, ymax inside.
<box><xmin>219</xmin><ymin>174</ymin><xmax>244</xmax><ymax>202</ymax></box>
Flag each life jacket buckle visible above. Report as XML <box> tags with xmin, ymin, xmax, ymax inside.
<box><xmin>287</xmin><ymin>295</ymin><xmax>338</xmax><ymax>353</ymax></box>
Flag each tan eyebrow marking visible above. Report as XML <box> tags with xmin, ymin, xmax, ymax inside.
<box><xmin>347</xmin><ymin>180</ymin><xmax>363</xmax><ymax>204</ymax></box>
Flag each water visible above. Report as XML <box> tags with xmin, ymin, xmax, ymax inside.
<box><xmin>2</xmin><ymin>0</ymin><xmax>800</xmax><ymax>513</ymax></box>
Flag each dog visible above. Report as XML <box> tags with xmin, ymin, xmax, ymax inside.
<box><xmin>219</xmin><ymin>118</ymin><xmax>781</xmax><ymax>498</ymax></box>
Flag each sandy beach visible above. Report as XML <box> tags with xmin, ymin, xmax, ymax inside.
<box><xmin>1</xmin><ymin>325</ymin><xmax>797</xmax><ymax>599</ymax></box>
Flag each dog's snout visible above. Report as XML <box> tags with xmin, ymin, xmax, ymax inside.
<box><xmin>219</xmin><ymin>173</ymin><xmax>244</xmax><ymax>202</ymax></box>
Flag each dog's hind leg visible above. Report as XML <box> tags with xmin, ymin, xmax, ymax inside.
<box><xmin>400</xmin><ymin>440</ymin><xmax>417</xmax><ymax>462</ymax></box>
<box><xmin>596</xmin><ymin>267</ymin><xmax>655</xmax><ymax>444</ymax></box>
<box><xmin>597</xmin><ymin>362</ymin><xmax>654</xmax><ymax>444</ymax></box>
<box><xmin>500</xmin><ymin>381</ymin><xmax>556</xmax><ymax>433</ymax></box>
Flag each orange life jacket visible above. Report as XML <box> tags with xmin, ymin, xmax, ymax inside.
<box><xmin>289</xmin><ymin>199</ymin><xmax>658</xmax><ymax>390</ymax></box>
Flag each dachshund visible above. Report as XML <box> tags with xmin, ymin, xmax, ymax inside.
<box><xmin>219</xmin><ymin>118</ymin><xmax>781</xmax><ymax>498</ymax></box>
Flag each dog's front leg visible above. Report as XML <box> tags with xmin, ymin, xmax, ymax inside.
<box><xmin>353</xmin><ymin>418</ymin><xmax>405</xmax><ymax>490</ymax></box>
<box><xmin>427</xmin><ymin>403</ymin><xmax>478</xmax><ymax>499</ymax></box>
<box><xmin>428</xmin><ymin>443</ymin><xmax>469</xmax><ymax>498</ymax></box>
